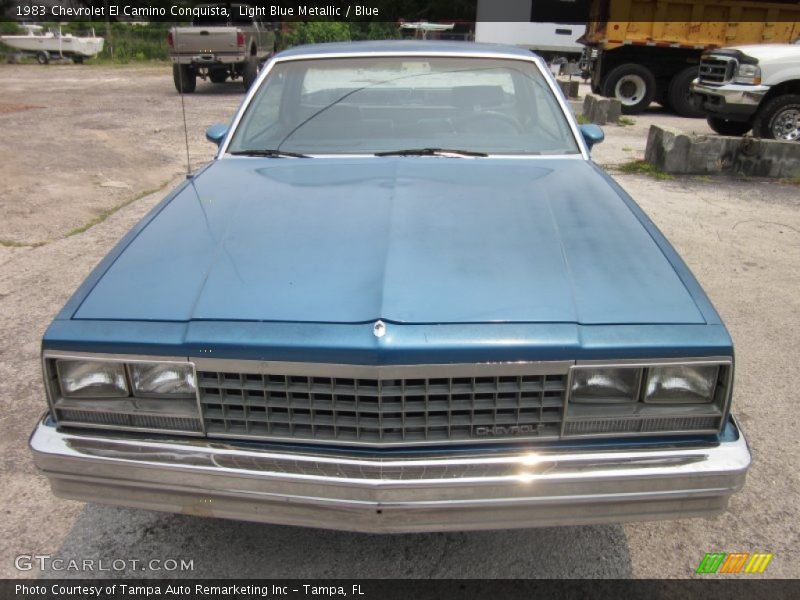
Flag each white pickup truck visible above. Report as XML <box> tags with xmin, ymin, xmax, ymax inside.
<box><xmin>168</xmin><ymin>4</ymin><xmax>276</xmax><ymax>93</ymax></box>
<box><xmin>691</xmin><ymin>44</ymin><xmax>800</xmax><ymax>141</ymax></box>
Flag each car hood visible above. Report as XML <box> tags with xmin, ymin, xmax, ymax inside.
<box><xmin>74</xmin><ymin>157</ymin><xmax>705</xmax><ymax>325</ymax></box>
<box><xmin>725</xmin><ymin>43</ymin><xmax>800</xmax><ymax>62</ymax></box>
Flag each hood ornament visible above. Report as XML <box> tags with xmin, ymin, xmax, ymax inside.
<box><xmin>373</xmin><ymin>320</ymin><xmax>386</xmax><ymax>338</ymax></box>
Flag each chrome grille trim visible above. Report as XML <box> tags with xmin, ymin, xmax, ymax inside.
<box><xmin>698</xmin><ymin>56</ymin><xmax>738</xmax><ymax>86</ymax></box>
<box><xmin>193</xmin><ymin>360</ymin><xmax>572</xmax><ymax>447</ymax></box>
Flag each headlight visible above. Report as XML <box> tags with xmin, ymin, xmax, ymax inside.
<box><xmin>570</xmin><ymin>367</ymin><xmax>640</xmax><ymax>404</ymax></box>
<box><xmin>734</xmin><ymin>63</ymin><xmax>761</xmax><ymax>85</ymax></box>
<box><xmin>130</xmin><ymin>362</ymin><xmax>196</xmax><ymax>397</ymax></box>
<box><xmin>564</xmin><ymin>361</ymin><xmax>731</xmax><ymax>437</ymax></box>
<box><xmin>47</xmin><ymin>355</ymin><xmax>201</xmax><ymax>435</ymax></box>
<box><xmin>644</xmin><ymin>365</ymin><xmax>718</xmax><ymax>404</ymax></box>
<box><xmin>57</xmin><ymin>360</ymin><xmax>128</xmax><ymax>398</ymax></box>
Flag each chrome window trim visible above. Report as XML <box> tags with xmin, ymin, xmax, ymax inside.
<box><xmin>216</xmin><ymin>50</ymin><xmax>590</xmax><ymax>161</ymax></box>
<box><xmin>42</xmin><ymin>350</ymin><xmax>205</xmax><ymax>436</ymax></box>
<box><xmin>563</xmin><ymin>357</ymin><xmax>734</xmax><ymax>438</ymax></box>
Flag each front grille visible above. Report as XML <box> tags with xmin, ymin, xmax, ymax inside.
<box><xmin>57</xmin><ymin>409</ymin><xmax>202</xmax><ymax>432</ymax></box>
<box><xmin>698</xmin><ymin>56</ymin><xmax>737</xmax><ymax>85</ymax></box>
<box><xmin>197</xmin><ymin>369</ymin><xmax>568</xmax><ymax>446</ymax></box>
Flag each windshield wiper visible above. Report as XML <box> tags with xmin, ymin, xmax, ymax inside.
<box><xmin>229</xmin><ymin>149</ymin><xmax>311</xmax><ymax>158</ymax></box>
<box><xmin>375</xmin><ymin>148</ymin><xmax>488</xmax><ymax>158</ymax></box>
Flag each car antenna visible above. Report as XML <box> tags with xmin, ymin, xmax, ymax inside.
<box><xmin>175</xmin><ymin>39</ymin><xmax>192</xmax><ymax>179</ymax></box>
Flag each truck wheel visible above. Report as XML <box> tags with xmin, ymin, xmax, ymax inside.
<box><xmin>36</xmin><ymin>51</ymin><xmax>49</xmax><ymax>65</ymax></box>
<box><xmin>601</xmin><ymin>64</ymin><xmax>656</xmax><ymax>114</ymax></box>
<box><xmin>707</xmin><ymin>117</ymin><xmax>752</xmax><ymax>137</ymax></box>
<box><xmin>753</xmin><ymin>95</ymin><xmax>800</xmax><ymax>141</ymax></box>
<box><xmin>172</xmin><ymin>64</ymin><xmax>196</xmax><ymax>94</ymax></box>
<box><xmin>209</xmin><ymin>70</ymin><xmax>227</xmax><ymax>84</ymax></box>
<box><xmin>667</xmin><ymin>66</ymin><xmax>705</xmax><ymax>118</ymax></box>
<box><xmin>242</xmin><ymin>57</ymin><xmax>258</xmax><ymax>91</ymax></box>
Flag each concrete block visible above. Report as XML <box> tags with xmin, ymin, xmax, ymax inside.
<box><xmin>557</xmin><ymin>79</ymin><xmax>580</xmax><ymax>99</ymax></box>
<box><xmin>645</xmin><ymin>124</ymin><xmax>800</xmax><ymax>178</ymax></box>
<box><xmin>582</xmin><ymin>94</ymin><xmax>621</xmax><ymax>125</ymax></box>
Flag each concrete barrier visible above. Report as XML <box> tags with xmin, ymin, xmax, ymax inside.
<box><xmin>557</xmin><ymin>79</ymin><xmax>580</xmax><ymax>99</ymax></box>
<box><xmin>645</xmin><ymin>125</ymin><xmax>800</xmax><ymax>178</ymax></box>
<box><xmin>582</xmin><ymin>94</ymin><xmax>621</xmax><ymax>125</ymax></box>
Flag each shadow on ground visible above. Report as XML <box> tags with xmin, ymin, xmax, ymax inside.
<box><xmin>42</xmin><ymin>504</ymin><xmax>632</xmax><ymax>578</ymax></box>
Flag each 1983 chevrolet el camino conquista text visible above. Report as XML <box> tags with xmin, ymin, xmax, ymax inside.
<box><xmin>30</xmin><ymin>41</ymin><xmax>750</xmax><ymax>532</ymax></box>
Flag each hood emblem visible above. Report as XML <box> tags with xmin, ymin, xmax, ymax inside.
<box><xmin>373</xmin><ymin>320</ymin><xmax>386</xmax><ymax>338</ymax></box>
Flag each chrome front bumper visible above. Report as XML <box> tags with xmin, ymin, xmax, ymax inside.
<box><xmin>691</xmin><ymin>81</ymin><xmax>769</xmax><ymax>120</ymax></box>
<box><xmin>30</xmin><ymin>417</ymin><xmax>750</xmax><ymax>533</ymax></box>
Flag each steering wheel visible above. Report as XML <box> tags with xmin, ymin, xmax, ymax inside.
<box><xmin>455</xmin><ymin>111</ymin><xmax>523</xmax><ymax>134</ymax></box>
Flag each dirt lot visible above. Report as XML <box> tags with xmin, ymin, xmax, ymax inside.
<box><xmin>1</xmin><ymin>64</ymin><xmax>798</xmax><ymax>579</ymax></box>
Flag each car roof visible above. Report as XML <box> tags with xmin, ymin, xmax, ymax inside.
<box><xmin>275</xmin><ymin>40</ymin><xmax>540</xmax><ymax>61</ymax></box>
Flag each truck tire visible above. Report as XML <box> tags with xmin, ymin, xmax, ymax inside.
<box><xmin>601</xmin><ymin>64</ymin><xmax>656</xmax><ymax>115</ymax></box>
<box><xmin>242</xmin><ymin>56</ymin><xmax>258</xmax><ymax>91</ymax></box>
<box><xmin>667</xmin><ymin>66</ymin><xmax>705</xmax><ymax>118</ymax></box>
<box><xmin>753</xmin><ymin>94</ymin><xmax>800</xmax><ymax>141</ymax></box>
<box><xmin>172</xmin><ymin>64</ymin><xmax>196</xmax><ymax>94</ymax></box>
<box><xmin>707</xmin><ymin>117</ymin><xmax>752</xmax><ymax>137</ymax></box>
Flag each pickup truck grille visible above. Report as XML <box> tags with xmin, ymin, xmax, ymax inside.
<box><xmin>197</xmin><ymin>364</ymin><xmax>568</xmax><ymax>446</ymax></box>
<box><xmin>698</xmin><ymin>56</ymin><xmax>737</xmax><ymax>86</ymax></box>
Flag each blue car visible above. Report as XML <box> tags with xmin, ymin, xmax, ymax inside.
<box><xmin>30</xmin><ymin>41</ymin><xmax>750</xmax><ymax>533</ymax></box>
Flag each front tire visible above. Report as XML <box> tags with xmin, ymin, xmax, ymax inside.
<box><xmin>707</xmin><ymin>117</ymin><xmax>752</xmax><ymax>137</ymax></box>
<box><xmin>601</xmin><ymin>63</ymin><xmax>656</xmax><ymax>115</ymax></box>
<box><xmin>36</xmin><ymin>51</ymin><xmax>49</xmax><ymax>65</ymax></box>
<box><xmin>667</xmin><ymin>66</ymin><xmax>705</xmax><ymax>118</ymax></box>
<box><xmin>753</xmin><ymin>95</ymin><xmax>800</xmax><ymax>141</ymax></box>
<box><xmin>172</xmin><ymin>64</ymin><xmax>196</xmax><ymax>94</ymax></box>
<box><xmin>242</xmin><ymin>56</ymin><xmax>258</xmax><ymax>91</ymax></box>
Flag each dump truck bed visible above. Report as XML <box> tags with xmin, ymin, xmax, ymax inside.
<box><xmin>582</xmin><ymin>0</ymin><xmax>800</xmax><ymax>50</ymax></box>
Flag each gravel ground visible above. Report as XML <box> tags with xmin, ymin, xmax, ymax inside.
<box><xmin>0</xmin><ymin>64</ymin><xmax>798</xmax><ymax>580</ymax></box>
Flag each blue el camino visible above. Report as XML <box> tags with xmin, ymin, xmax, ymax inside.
<box><xmin>30</xmin><ymin>41</ymin><xmax>750</xmax><ymax>532</ymax></box>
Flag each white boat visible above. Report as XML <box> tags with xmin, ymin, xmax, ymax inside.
<box><xmin>1</xmin><ymin>24</ymin><xmax>104</xmax><ymax>63</ymax></box>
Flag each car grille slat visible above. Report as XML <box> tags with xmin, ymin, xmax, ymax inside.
<box><xmin>698</xmin><ymin>57</ymin><xmax>738</xmax><ymax>86</ymax></box>
<box><xmin>198</xmin><ymin>369</ymin><xmax>567</xmax><ymax>445</ymax></box>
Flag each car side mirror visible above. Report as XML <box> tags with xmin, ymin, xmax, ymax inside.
<box><xmin>205</xmin><ymin>123</ymin><xmax>228</xmax><ymax>146</ymax></box>
<box><xmin>579</xmin><ymin>123</ymin><xmax>604</xmax><ymax>150</ymax></box>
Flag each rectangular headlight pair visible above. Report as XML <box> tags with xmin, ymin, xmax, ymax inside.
<box><xmin>57</xmin><ymin>360</ymin><xmax>196</xmax><ymax>398</ymax></box>
<box><xmin>571</xmin><ymin>365</ymin><xmax>719</xmax><ymax>405</ymax></box>
<box><xmin>47</xmin><ymin>357</ymin><xmax>201</xmax><ymax>435</ymax></box>
<box><xmin>565</xmin><ymin>360</ymin><xmax>731</xmax><ymax>437</ymax></box>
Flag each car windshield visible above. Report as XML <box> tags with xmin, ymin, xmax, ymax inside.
<box><xmin>227</xmin><ymin>56</ymin><xmax>581</xmax><ymax>156</ymax></box>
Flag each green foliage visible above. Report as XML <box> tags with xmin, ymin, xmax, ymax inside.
<box><xmin>101</xmin><ymin>22</ymin><xmax>172</xmax><ymax>62</ymax></box>
<box><xmin>618</xmin><ymin>160</ymin><xmax>674</xmax><ymax>180</ymax></box>
<box><xmin>349</xmin><ymin>22</ymin><xmax>402</xmax><ymax>42</ymax></box>
<box><xmin>279</xmin><ymin>21</ymin><xmax>401</xmax><ymax>50</ymax></box>
<box><xmin>0</xmin><ymin>21</ymin><xmax>22</xmax><ymax>35</ymax></box>
<box><xmin>280</xmin><ymin>22</ymin><xmax>352</xmax><ymax>48</ymax></box>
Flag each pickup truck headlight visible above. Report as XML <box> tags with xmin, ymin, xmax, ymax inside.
<box><xmin>565</xmin><ymin>361</ymin><xmax>731</xmax><ymax>437</ymax></box>
<box><xmin>45</xmin><ymin>355</ymin><xmax>202</xmax><ymax>435</ymax></box>
<box><xmin>733</xmin><ymin>64</ymin><xmax>761</xmax><ymax>85</ymax></box>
